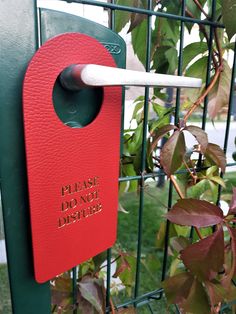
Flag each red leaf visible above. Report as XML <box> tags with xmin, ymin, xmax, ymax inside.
<box><xmin>162</xmin><ymin>272</ymin><xmax>210</xmax><ymax>313</ymax></box>
<box><xmin>222</xmin><ymin>227</ymin><xmax>236</xmax><ymax>287</ymax></box>
<box><xmin>229</xmin><ymin>187</ymin><xmax>236</xmax><ymax>214</ymax></box>
<box><xmin>166</xmin><ymin>199</ymin><xmax>224</xmax><ymax>227</ymax></box>
<box><xmin>149</xmin><ymin>124</ymin><xmax>176</xmax><ymax>153</ymax></box>
<box><xmin>185</xmin><ymin>125</ymin><xmax>208</xmax><ymax>153</ymax></box>
<box><xmin>230</xmin><ymin>228</ymin><xmax>236</xmax><ymax>278</ymax></box>
<box><xmin>162</xmin><ymin>272</ymin><xmax>195</xmax><ymax>304</ymax></box>
<box><xmin>113</xmin><ymin>256</ymin><xmax>131</xmax><ymax>278</ymax></box>
<box><xmin>160</xmin><ymin>130</ymin><xmax>186</xmax><ymax>177</ymax></box>
<box><xmin>205</xmin><ymin>143</ymin><xmax>226</xmax><ymax>173</ymax></box>
<box><xmin>77</xmin><ymin>276</ymin><xmax>105</xmax><ymax>314</ymax></box>
<box><xmin>180</xmin><ymin>227</ymin><xmax>224</xmax><ymax>281</ymax></box>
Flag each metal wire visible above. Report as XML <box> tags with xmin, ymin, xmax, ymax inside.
<box><xmin>60</xmin><ymin>0</ymin><xmax>224</xmax><ymax>28</ymax></box>
<box><xmin>50</xmin><ymin>1</ymin><xmax>235</xmax><ymax>312</ymax></box>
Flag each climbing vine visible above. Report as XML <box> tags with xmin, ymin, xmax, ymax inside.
<box><xmin>51</xmin><ymin>0</ymin><xmax>236</xmax><ymax>313</ymax></box>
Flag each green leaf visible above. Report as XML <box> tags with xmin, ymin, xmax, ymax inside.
<box><xmin>185</xmin><ymin>0</ymin><xmax>207</xmax><ymax>32</ymax></box>
<box><xmin>78</xmin><ymin>276</ymin><xmax>105</xmax><ymax>314</ymax></box>
<box><xmin>208</xmin><ymin>60</ymin><xmax>232</xmax><ymax>119</ymax></box>
<box><xmin>152</xmin><ymin>103</ymin><xmax>167</xmax><ymax>116</ymax></box>
<box><xmin>114</xmin><ymin>0</ymin><xmax>130</xmax><ymax>33</ymax></box>
<box><xmin>113</xmin><ymin>255</ymin><xmax>131</xmax><ymax>278</ymax></box>
<box><xmin>128</xmin><ymin>0</ymin><xmax>147</xmax><ymax>33</ymax></box>
<box><xmin>127</xmin><ymin>122</ymin><xmax>143</xmax><ymax>154</ymax></box>
<box><xmin>118</xmin><ymin>255</ymin><xmax>136</xmax><ymax>296</ymax></box>
<box><xmin>160</xmin><ymin>130</ymin><xmax>186</xmax><ymax>177</ymax></box>
<box><xmin>169</xmin><ymin>258</ymin><xmax>184</xmax><ymax>276</ymax></box>
<box><xmin>181</xmin><ymin>227</ymin><xmax>224</xmax><ymax>281</ymax></box>
<box><xmin>166</xmin><ymin>198</ymin><xmax>224</xmax><ymax>227</ymax></box>
<box><xmin>121</xmin><ymin>163</ymin><xmax>138</xmax><ymax>192</ymax></box>
<box><xmin>185</xmin><ymin>125</ymin><xmax>208</xmax><ymax>153</ymax></box>
<box><xmin>131</xmin><ymin>19</ymin><xmax>147</xmax><ymax>66</ymax></box>
<box><xmin>149</xmin><ymin>124</ymin><xmax>177</xmax><ymax>153</ymax></box>
<box><xmin>205</xmin><ymin>143</ymin><xmax>226</xmax><ymax>173</ymax></box>
<box><xmin>182</xmin><ymin>42</ymin><xmax>208</xmax><ymax>70</ymax></box>
<box><xmin>221</xmin><ymin>0</ymin><xmax>236</xmax><ymax>40</ymax></box>
<box><xmin>185</xmin><ymin>56</ymin><xmax>208</xmax><ymax>81</ymax></box>
<box><xmin>184</xmin><ymin>57</ymin><xmax>207</xmax><ymax>101</ymax></box>
<box><xmin>206</xmin><ymin>165</ymin><xmax>218</xmax><ymax>177</ymax></box>
<box><xmin>131</xmin><ymin>101</ymin><xmax>144</xmax><ymax>121</ymax></box>
<box><xmin>164</xmin><ymin>47</ymin><xmax>178</xmax><ymax>74</ymax></box>
<box><xmin>210</xmin><ymin>176</ymin><xmax>226</xmax><ymax>188</ymax></box>
<box><xmin>187</xmin><ymin>179</ymin><xmax>210</xmax><ymax>199</ymax></box>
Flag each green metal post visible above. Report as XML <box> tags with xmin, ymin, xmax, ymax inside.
<box><xmin>0</xmin><ymin>1</ymin><xmax>51</xmax><ymax>313</ymax></box>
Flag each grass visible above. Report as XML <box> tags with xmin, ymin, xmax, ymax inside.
<box><xmin>0</xmin><ymin>264</ymin><xmax>11</xmax><ymax>314</ymax></box>
<box><xmin>0</xmin><ymin>173</ymin><xmax>235</xmax><ymax>313</ymax></box>
<box><xmin>115</xmin><ymin>173</ymin><xmax>236</xmax><ymax>313</ymax></box>
<box><xmin>114</xmin><ymin>181</ymin><xmax>179</xmax><ymax>313</ymax></box>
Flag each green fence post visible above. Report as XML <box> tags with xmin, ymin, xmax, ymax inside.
<box><xmin>0</xmin><ymin>1</ymin><xmax>51</xmax><ymax>313</ymax></box>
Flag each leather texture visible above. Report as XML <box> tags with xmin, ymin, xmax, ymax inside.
<box><xmin>23</xmin><ymin>33</ymin><xmax>121</xmax><ymax>283</ymax></box>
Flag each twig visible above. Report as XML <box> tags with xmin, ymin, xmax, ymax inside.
<box><xmin>214</xmin><ymin>28</ymin><xmax>223</xmax><ymax>65</ymax></box>
<box><xmin>183</xmin><ymin>159</ymin><xmax>197</xmax><ymax>184</ymax></box>
<box><xmin>193</xmin><ymin>0</ymin><xmax>209</xmax><ymax>18</ymax></box>
<box><xmin>183</xmin><ymin>67</ymin><xmax>222</xmax><ymax>123</ymax></box>
<box><xmin>98</xmin><ymin>255</ymin><xmax>121</xmax><ymax>271</ymax></box>
<box><xmin>194</xmin><ymin>227</ymin><xmax>203</xmax><ymax>240</ymax></box>
<box><xmin>170</xmin><ymin>175</ymin><xmax>185</xmax><ymax>199</ymax></box>
<box><xmin>110</xmin><ymin>298</ymin><xmax>116</xmax><ymax>314</ymax></box>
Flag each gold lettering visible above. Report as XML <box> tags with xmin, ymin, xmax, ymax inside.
<box><xmin>70</xmin><ymin>198</ymin><xmax>77</xmax><ymax>209</ymax></box>
<box><xmin>62</xmin><ymin>185</ymin><xmax>71</xmax><ymax>196</ymax></box>
<box><xmin>58</xmin><ymin>217</ymin><xmax>66</xmax><ymax>228</ymax></box>
<box><xmin>61</xmin><ymin>201</ymin><xmax>69</xmax><ymax>212</ymax></box>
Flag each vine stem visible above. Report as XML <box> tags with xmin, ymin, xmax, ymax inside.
<box><xmin>110</xmin><ymin>298</ymin><xmax>116</xmax><ymax>314</ymax></box>
<box><xmin>183</xmin><ymin>66</ymin><xmax>222</xmax><ymax>123</ymax></box>
<box><xmin>193</xmin><ymin>0</ymin><xmax>209</xmax><ymax>18</ymax></box>
<box><xmin>170</xmin><ymin>175</ymin><xmax>184</xmax><ymax>199</ymax></box>
<box><xmin>170</xmin><ymin>175</ymin><xmax>203</xmax><ymax>240</ymax></box>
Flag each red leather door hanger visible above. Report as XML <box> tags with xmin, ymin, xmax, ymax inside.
<box><xmin>23</xmin><ymin>33</ymin><xmax>121</xmax><ymax>283</ymax></box>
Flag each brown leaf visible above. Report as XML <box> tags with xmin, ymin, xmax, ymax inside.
<box><xmin>171</xmin><ymin>236</ymin><xmax>190</xmax><ymax>253</ymax></box>
<box><xmin>208</xmin><ymin>60</ymin><xmax>231</xmax><ymax>119</ymax></box>
<box><xmin>181</xmin><ymin>278</ymin><xmax>211</xmax><ymax>314</ymax></box>
<box><xmin>160</xmin><ymin>130</ymin><xmax>186</xmax><ymax>177</ymax></box>
<box><xmin>150</xmin><ymin>124</ymin><xmax>177</xmax><ymax>153</ymax></box>
<box><xmin>162</xmin><ymin>272</ymin><xmax>210</xmax><ymax>313</ymax></box>
<box><xmin>222</xmin><ymin>227</ymin><xmax>236</xmax><ymax>287</ymax></box>
<box><xmin>162</xmin><ymin>272</ymin><xmax>195</xmax><ymax>305</ymax></box>
<box><xmin>77</xmin><ymin>276</ymin><xmax>105</xmax><ymax>314</ymax></box>
<box><xmin>205</xmin><ymin>280</ymin><xmax>229</xmax><ymax>307</ymax></box>
<box><xmin>51</xmin><ymin>276</ymin><xmax>72</xmax><ymax>307</ymax></box>
<box><xmin>185</xmin><ymin>125</ymin><xmax>208</xmax><ymax>153</ymax></box>
<box><xmin>166</xmin><ymin>199</ymin><xmax>224</xmax><ymax>228</ymax></box>
<box><xmin>180</xmin><ymin>227</ymin><xmax>224</xmax><ymax>281</ymax></box>
<box><xmin>205</xmin><ymin>143</ymin><xmax>226</xmax><ymax>173</ymax></box>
